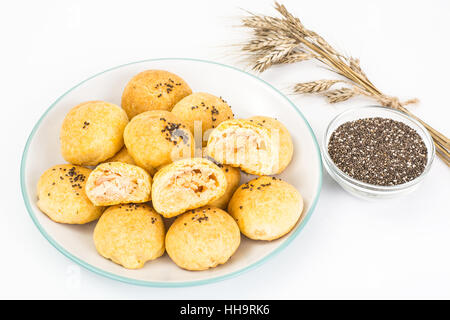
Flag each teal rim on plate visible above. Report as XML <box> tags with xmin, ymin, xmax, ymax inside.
<box><xmin>20</xmin><ymin>58</ymin><xmax>323</xmax><ymax>287</ymax></box>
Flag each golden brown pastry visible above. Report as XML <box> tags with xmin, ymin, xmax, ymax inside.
<box><xmin>171</xmin><ymin>92</ymin><xmax>233</xmax><ymax>145</ymax></box>
<box><xmin>151</xmin><ymin>158</ymin><xmax>227</xmax><ymax>218</ymax></box>
<box><xmin>37</xmin><ymin>164</ymin><xmax>104</xmax><ymax>224</ymax></box>
<box><xmin>124</xmin><ymin>110</ymin><xmax>194</xmax><ymax>174</ymax></box>
<box><xmin>93</xmin><ymin>203</ymin><xmax>165</xmax><ymax>269</ymax></box>
<box><xmin>208</xmin><ymin>165</ymin><xmax>240</xmax><ymax>209</ymax></box>
<box><xmin>121</xmin><ymin>70</ymin><xmax>192</xmax><ymax>119</ymax></box>
<box><xmin>203</xmin><ymin>148</ymin><xmax>241</xmax><ymax>210</ymax></box>
<box><xmin>165</xmin><ymin>206</ymin><xmax>240</xmax><ymax>271</ymax></box>
<box><xmin>228</xmin><ymin>176</ymin><xmax>303</xmax><ymax>241</ymax></box>
<box><xmin>248</xmin><ymin>116</ymin><xmax>293</xmax><ymax>173</ymax></box>
<box><xmin>103</xmin><ymin>146</ymin><xmax>136</xmax><ymax>165</ymax></box>
<box><xmin>60</xmin><ymin>101</ymin><xmax>128</xmax><ymax>166</ymax></box>
<box><xmin>206</xmin><ymin>116</ymin><xmax>293</xmax><ymax>175</ymax></box>
<box><xmin>85</xmin><ymin>162</ymin><xmax>151</xmax><ymax>206</ymax></box>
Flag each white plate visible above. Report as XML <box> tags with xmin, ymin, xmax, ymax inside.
<box><xmin>20</xmin><ymin>58</ymin><xmax>322</xmax><ymax>287</ymax></box>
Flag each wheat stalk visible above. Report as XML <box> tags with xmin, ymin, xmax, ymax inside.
<box><xmin>277</xmin><ymin>51</ymin><xmax>313</xmax><ymax>64</ymax></box>
<box><xmin>294</xmin><ymin>80</ymin><xmax>343</xmax><ymax>94</ymax></box>
<box><xmin>252</xmin><ymin>42</ymin><xmax>298</xmax><ymax>72</ymax></box>
<box><xmin>238</xmin><ymin>1</ymin><xmax>450</xmax><ymax>166</ymax></box>
<box><xmin>323</xmin><ymin>87</ymin><xmax>358</xmax><ymax>103</ymax></box>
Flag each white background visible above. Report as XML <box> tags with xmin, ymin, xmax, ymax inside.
<box><xmin>1</xmin><ymin>0</ymin><xmax>449</xmax><ymax>299</ymax></box>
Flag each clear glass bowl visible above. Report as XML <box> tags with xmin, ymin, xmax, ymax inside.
<box><xmin>322</xmin><ymin>105</ymin><xmax>435</xmax><ymax>199</ymax></box>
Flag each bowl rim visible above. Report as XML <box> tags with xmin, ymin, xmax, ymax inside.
<box><xmin>322</xmin><ymin>105</ymin><xmax>435</xmax><ymax>192</ymax></box>
<box><xmin>20</xmin><ymin>57</ymin><xmax>323</xmax><ymax>287</ymax></box>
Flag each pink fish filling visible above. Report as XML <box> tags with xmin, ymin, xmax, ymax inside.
<box><xmin>157</xmin><ymin>168</ymin><xmax>220</xmax><ymax>212</ymax></box>
<box><xmin>90</xmin><ymin>171</ymin><xmax>138</xmax><ymax>203</ymax></box>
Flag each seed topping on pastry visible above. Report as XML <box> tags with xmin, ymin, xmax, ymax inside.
<box><xmin>118</xmin><ymin>203</ymin><xmax>143</xmax><ymax>211</ymax></box>
<box><xmin>161</xmin><ymin>121</ymin><xmax>190</xmax><ymax>146</ymax></box>
<box><xmin>52</xmin><ymin>166</ymin><xmax>88</xmax><ymax>193</ymax></box>
<box><xmin>211</xmin><ymin>106</ymin><xmax>219</xmax><ymax>115</ymax></box>
<box><xmin>153</xmin><ymin>78</ymin><xmax>180</xmax><ymax>94</ymax></box>
<box><xmin>187</xmin><ymin>209</ymin><xmax>212</xmax><ymax>223</ymax></box>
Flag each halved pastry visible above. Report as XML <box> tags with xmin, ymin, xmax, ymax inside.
<box><xmin>151</xmin><ymin>158</ymin><xmax>227</xmax><ymax>218</ymax></box>
<box><xmin>86</xmin><ymin>162</ymin><xmax>152</xmax><ymax>206</ymax></box>
<box><xmin>206</xmin><ymin>117</ymin><xmax>293</xmax><ymax>175</ymax></box>
<box><xmin>248</xmin><ymin>116</ymin><xmax>293</xmax><ymax>173</ymax></box>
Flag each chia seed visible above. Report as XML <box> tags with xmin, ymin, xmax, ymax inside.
<box><xmin>327</xmin><ymin>117</ymin><xmax>427</xmax><ymax>186</ymax></box>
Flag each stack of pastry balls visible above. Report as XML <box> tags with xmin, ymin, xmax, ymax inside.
<box><xmin>36</xmin><ymin>70</ymin><xmax>304</xmax><ymax>271</ymax></box>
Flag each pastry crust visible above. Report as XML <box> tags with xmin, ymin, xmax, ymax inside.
<box><xmin>206</xmin><ymin>117</ymin><xmax>293</xmax><ymax>175</ymax></box>
<box><xmin>171</xmin><ymin>92</ymin><xmax>233</xmax><ymax>146</ymax></box>
<box><xmin>124</xmin><ymin>110</ymin><xmax>194</xmax><ymax>174</ymax></box>
<box><xmin>93</xmin><ymin>203</ymin><xmax>165</xmax><ymax>269</ymax></box>
<box><xmin>60</xmin><ymin>101</ymin><xmax>128</xmax><ymax>166</ymax></box>
<box><xmin>151</xmin><ymin>158</ymin><xmax>227</xmax><ymax>218</ymax></box>
<box><xmin>228</xmin><ymin>176</ymin><xmax>303</xmax><ymax>241</ymax></box>
<box><xmin>208</xmin><ymin>165</ymin><xmax>240</xmax><ymax>210</ymax></box>
<box><xmin>248</xmin><ymin>116</ymin><xmax>293</xmax><ymax>174</ymax></box>
<box><xmin>165</xmin><ymin>206</ymin><xmax>240</xmax><ymax>271</ymax></box>
<box><xmin>103</xmin><ymin>146</ymin><xmax>136</xmax><ymax>165</ymax></box>
<box><xmin>121</xmin><ymin>70</ymin><xmax>192</xmax><ymax>119</ymax></box>
<box><xmin>37</xmin><ymin>164</ymin><xmax>104</xmax><ymax>224</ymax></box>
<box><xmin>86</xmin><ymin>162</ymin><xmax>151</xmax><ymax>206</ymax></box>
<box><xmin>203</xmin><ymin>148</ymin><xmax>241</xmax><ymax>210</ymax></box>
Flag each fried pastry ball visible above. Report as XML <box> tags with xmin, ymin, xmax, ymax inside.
<box><xmin>206</xmin><ymin>116</ymin><xmax>293</xmax><ymax>175</ymax></box>
<box><xmin>103</xmin><ymin>146</ymin><xmax>136</xmax><ymax>165</ymax></box>
<box><xmin>121</xmin><ymin>70</ymin><xmax>192</xmax><ymax>119</ymax></box>
<box><xmin>171</xmin><ymin>92</ymin><xmax>234</xmax><ymax>145</ymax></box>
<box><xmin>166</xmin><ymin>206</ymin><xmax>240</xmax><ymax>271</ymax></box>
<box><xmin>203</xmin><ymin>148</ymin><xmax>241</xmax><ymax>210</ymax></box>
<box><xmin>37</xmin><ymin>164</ymin><xmax>104</xmax><ymax>224</ymax></box>
<box><xmin>124</xmin><ymin>110</ymin><xmax>194</xmax><ymax>173</ymax></box>
<box><xmin>228</xmin><ymin>176</ymin><xmax>303</xmax><ymax>241</ymax></box>
<box><xmin>86</xmin><ymin>162</ymin><xmax>151</xmax><ymax>206</ymax></box>
<box><xmin>60</xmin><ymin>101</ymin><xmax>128</xmax><ymax>166</ymax></box>
<box><xmin>151</xmin><ymin>158</ymin><xmax>227</xmax><ymax>218</ymax></box>
<box><xmin>93</xmin><ymin>204</ymin><xmax>165</xmax><ymax>269</ymax></box>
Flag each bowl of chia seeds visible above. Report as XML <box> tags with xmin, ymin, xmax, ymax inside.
<box><xmin>322</xmin><ymin>105</ymin><xmax>435</xmax><ymax>199</ymax></box>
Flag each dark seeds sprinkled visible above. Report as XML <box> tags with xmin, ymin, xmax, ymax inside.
<box><xmin>211</xmin><ymin>106</ymin><xmax>219</xmax><ymax>115</ymax></box>
<box><xmin>328</xmin><ymin>117</ymin><xmax>428</xmax><ymax>186</ymax></box>
<box><xmin>161</xmin><ymin>121</ymin><xmax>189</xmax><ymax>145</ymax></box>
